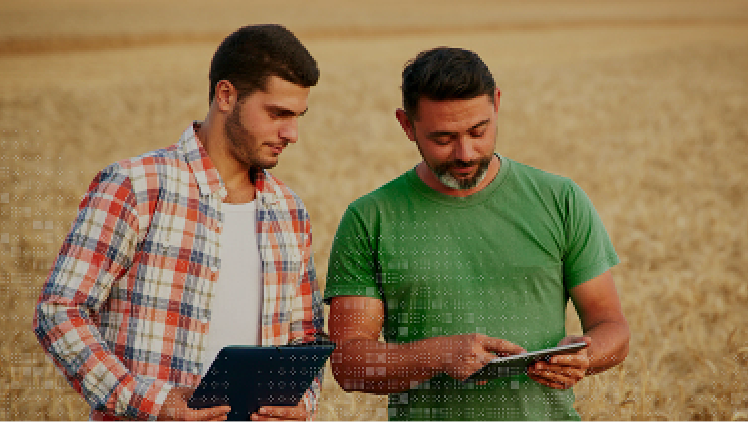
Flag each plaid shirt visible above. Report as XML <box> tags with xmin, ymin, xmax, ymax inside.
<box><xmin>33</xmin><ymin>125</ymin><xmax>324</xmax><ymax>420</ymax></box>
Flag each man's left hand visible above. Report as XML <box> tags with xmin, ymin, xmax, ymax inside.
<box><xmin>250</xmin><ymin>401</ymin><xmax>307</xmax><ymax>421</ymax></box>
<box><xmin>527</xmin><ymin>336</ymin><xmax>592</xmax><ymax>389</ymax></box>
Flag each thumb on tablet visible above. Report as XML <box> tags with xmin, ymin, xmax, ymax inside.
<box><xmin>558</xmin><ymin>335</ymin><xmax>591</xmax><ymax>348</ymax></box>
<box><xmin>481</xmin><ymin>337</ymin><xmax>526</xmax><ymax>357</ymax></box>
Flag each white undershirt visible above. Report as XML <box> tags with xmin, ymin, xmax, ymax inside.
<box><xmin>201</xmin><ymin>201</ymin><xmax>262</xmax><ymax>376</ymax></box>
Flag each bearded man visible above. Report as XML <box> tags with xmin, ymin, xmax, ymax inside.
<box><xmin>325</xmin><ymin>47</ymin><xmax>629</xmax><ymax>421</ymax></box>
<box><xmin>34</xmin><ymin>24</ymin><xmax>323</xmax><ymax>421</ymax></box>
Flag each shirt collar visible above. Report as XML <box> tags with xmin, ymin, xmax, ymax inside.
<box><xmin>253</xmin><ymin>166</ymin><xmax>283</xmax><ymax>208</ymax></box>
<box><xmin>180</xmin><ymin>123</ymin><xmax>284</xmax><ymax>207</ymax></box>
<box><xmin>179</xmin><ymin>123</ymin><xmax>227</xmax><ymax>200</ymax></box>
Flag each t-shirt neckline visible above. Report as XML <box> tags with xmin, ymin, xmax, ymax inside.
<box><xmin>405</xmin><ymin>154</ymin><xmax>511</xmax><ymax>207</ymax></box>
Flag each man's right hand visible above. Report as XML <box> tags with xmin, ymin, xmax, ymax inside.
<box><xmin>158</xmin><ymin>387</ymin><xmax>231</xmax><ymax>421</ymax></box>
<box><xmin>330</xmin><ymin>296</ymin><xmax>529</xmax><ymax>393</ymax></box>
<box><xmin>434</xmin><ymin>333</ymin><xmax>526</xmax><ymax>381</ymax></box>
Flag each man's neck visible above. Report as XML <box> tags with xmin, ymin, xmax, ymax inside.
<box><xmin>195</xmin><ymin>121</ymin><xmax>256</xmax><ymax>204</ymax></box>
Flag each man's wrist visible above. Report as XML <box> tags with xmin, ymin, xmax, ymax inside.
<box><xmin>151</xmin><ymin>381</ymin><xmax>175</xmax><ymax>420</ymax></box>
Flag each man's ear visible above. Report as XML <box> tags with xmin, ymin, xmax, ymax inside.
<box><xmin>395</xmin><ymin>108</ymin><xmax>416</xmax><ymax>143</ymax></box>
<box><xmin>493</xmin><ymin>87</ymin><xmax>501</xmax><ymax>112</ymax></box>
<box><xmin>213</xmin><ymin>80</ymin><xmax>237</xmax><ymax>113</ymax></box>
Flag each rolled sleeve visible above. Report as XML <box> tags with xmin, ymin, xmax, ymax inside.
<box><xmin>33</xmin><ymin>164</ymin><xmax>166</xmax><ymax>420</ymax></box>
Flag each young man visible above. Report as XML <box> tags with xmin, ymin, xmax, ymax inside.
<box><xmin>34</xmin><ymin>25</ymin><xmax>323</xmax><ymax>421</ymax></box>
<box><xmin>325</xmin><ymin>47</ymin><xmax>630</xmax><ymax>420</ymax></box>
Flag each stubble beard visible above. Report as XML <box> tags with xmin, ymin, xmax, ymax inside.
<box><xmin>428</xmin><ymin>156</ymin><xmax>492</xmax><ymax>190</ymax></box>
<box><xmin>412</xmin><ymin>131</ymin><xmax>495</xmax><ymax>190</ymax></box>
<box><xmin>224</xmin><ymin>104</ymin><xmax>277</xmax><ymax>170</ymax></box>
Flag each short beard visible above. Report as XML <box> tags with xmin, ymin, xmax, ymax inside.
<box><xmin>224</xmin><ymin>104</ymin><xmax>276</xmax><ymax>171</ymax></box>
<box><xmin>428</xmin><ymin>156</ymin><xmax>492</xmax><ymax>190</ymax></box>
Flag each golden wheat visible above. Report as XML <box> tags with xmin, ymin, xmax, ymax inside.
<box><xmin>1</xmin><ymin>1</ymin><xmax>747</xmax><ymax>420</ymax></box>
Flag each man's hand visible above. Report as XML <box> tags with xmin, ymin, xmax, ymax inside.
<box><xmin>435</xmin><ymin>333</ymin><xmax>526</xmax><ymax>381</ymax></box>
<box><xmin>157</xmin><ymin>387</ymin><xmax>231</xmax><ymax>421</ymax></box>
<box><xmin>250</xmin><ymin>401</ymin><xmax>308</xmax><ymax>421</ymax></box>
<box><xmin>527</xmin><ymin>336</ymin><xmax>592</xmax><ymax>389</ymax></box>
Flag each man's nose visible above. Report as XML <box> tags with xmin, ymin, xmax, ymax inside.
<box><xmin>453</xmin><ymin>137</ymin><xmax>477</xmax><ymax>162</ymax></box>
<box><xmin>279</xmin><ymin>119</ymin><xmax>299</xmax><ymax>143</ymax></box>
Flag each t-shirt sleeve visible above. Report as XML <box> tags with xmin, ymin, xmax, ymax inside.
<box><xmin>324</xmin><ymin>202</ymin><xmax>382</xmax><ymax>303</ymax></box>
<box><xmin>562</xmin><ymin>181</ymin><xmax>620</xmax><ymax>289</ymax></box>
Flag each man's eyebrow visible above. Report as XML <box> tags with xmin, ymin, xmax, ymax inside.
<box><xmin>267</xmin><ymin>105</ymin><xmax>309</xmax><ymax>117</ymax></box>
<box><xmin>469</xmin><ymin>118</ymin><xmax>491</xmax><ymax>130</ymax></box>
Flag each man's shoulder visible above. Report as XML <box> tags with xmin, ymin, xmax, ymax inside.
<box><xmin>505</xmin><ymin>157</ymin><xmax>576</xmax><ymax>192</ymax></box>
<box><xmin>348</xmin><ymin>171</ymin><xmax>412</xmax><ymax>210</ymax></box>
<box><xmin>112</xmin><ymin>142</ymin><xmax>184</xmax><ymax>172</ymax></box>
<box><xmin>110</xmin><ymin>125</ymin><xmax>200</xmax><ymax>176</ymax></box>
<box><xmin>90</xmin><ymin>142</ymin><xmax>189</xmax><ymax>199</ymax></box>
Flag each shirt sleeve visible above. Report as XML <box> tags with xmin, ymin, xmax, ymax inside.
<box><xmin>32</xmin><ymin>163</ymin><xmax>172</xmax><ymax>420</ymax></box>
<box><xmin>295</xmin><ymin>210</ymin><xmax>325</xmax><ymax>420</ymax></box>
<box><xmin>562</xmin><ymin>180</ymin><xmax>620</xmax><ymax>289</ymax></box>
<box><xmin>324</xmin><ymin>202</ymin><xmax>382</xmax><ymax>303</ymax></box>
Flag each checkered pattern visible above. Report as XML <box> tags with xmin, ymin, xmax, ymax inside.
<box><xmin>33</xmin><ymin>125</ymin><xmax>324</xmax><ymax>420</ymax></box>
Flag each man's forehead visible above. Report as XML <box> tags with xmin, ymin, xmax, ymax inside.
<box><xmin>250</xmin><ymin>77</ymin><xmax>310</xmax><ymax>110</ymax></box>
<box><xmin>414</xmin><ymin>95</ymin><xmax>495</xmax><ymax>128</ymax></box>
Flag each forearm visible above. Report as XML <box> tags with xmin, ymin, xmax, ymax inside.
<box><xmin>331</xmin><ymin>337</ymin><xmax>446</xmax><ymax>394</ymax></box>
<box><xmin>568</xmin><ymin>271</ymin><xmax>630</xmax><ymax>375</ymax></box>
<box><xmin>35</xmin><ymin>298</ymin><xmax>172</xmax><ymax>419</ymax></box>
<box><xmin>584</xmin><ymin>319</ymin><xmax>630</xmax><ymax>374</ymax></box>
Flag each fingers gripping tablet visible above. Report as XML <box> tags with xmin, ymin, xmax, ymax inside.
<box><xmin>467</xmin><ymin>342</ymin><xmax>588</xmax><ymax>381</ymax></box>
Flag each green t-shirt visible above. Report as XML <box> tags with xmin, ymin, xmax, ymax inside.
<box><xmin>325</xmin><ymin>156</ymin><xmax>619</xmax><ymax>421</ymax></box>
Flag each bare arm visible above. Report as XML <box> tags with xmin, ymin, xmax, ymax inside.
<box><xmin>571</xmin><ymin>270</ymin><xmax>630</xmax><ymax>373</ymax></box>
<box><xmin>528</xmin><ymin>270</ymin><xmax>630</xmax><ymax>389</ymax></box>
<box><xmin>328</xmin><ymin>296</ymin><xmax>526</xmax><ymax>394</ymax></box>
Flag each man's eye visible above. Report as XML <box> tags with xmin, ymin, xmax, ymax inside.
<box><xmin>470</xmin><ymin>129</ymin><xmax>487</xmax><ymax>138</ymax></box>
<box><xmin>432</xmin><ymin>134</ymin><xmax>457</xmax><ymax>145</ymax></box>
<box><xmin>270</xmin><ymin>109</ymin><xmax>292</xmax><ymax>118</ymax></box>
<box><xmin>434</xmin><ymin>137</ymin><xmax>451</xmax><ymax>145</ymax></box>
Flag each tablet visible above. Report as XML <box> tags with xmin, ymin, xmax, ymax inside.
<box><xmin>188</xmin><ymin>344</ymin><xmax>335</xmax><ymax>420</ymax></box>
<box><xmin>466</xmin><ymin>342</ymin><xmax>588</xmax><ymax>381</ymax></box>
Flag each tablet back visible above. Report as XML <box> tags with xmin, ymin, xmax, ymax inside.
<box><xmin>188</xmin><ymin>345</ymin><xmax>334</xmax><ymax>420</ymax></box>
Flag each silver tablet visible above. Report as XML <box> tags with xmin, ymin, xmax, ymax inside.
<box><xmin>467</xmin><ymin>342</ymin><xmax>588</xmax><ymax>381</ymax></box>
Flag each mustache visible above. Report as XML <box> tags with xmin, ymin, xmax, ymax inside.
<box><xmin>433</xmin><ymin>158</ymin><xmax>486</xmax><ymax>173</ymax></box>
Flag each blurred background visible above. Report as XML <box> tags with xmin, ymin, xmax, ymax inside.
<box><xmin>1</xmin><ymin>0</ymin><xmax>747</xmax><ymax>419</ymax></box>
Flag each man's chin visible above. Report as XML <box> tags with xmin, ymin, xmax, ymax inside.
<box><xmin>452</xmin><ymin>169</ymin><xmax>479</xmax><ymax>181</ymax></box>
<box><xmin>245</xmin><ymin>156</ymin><xmax>279</xmax><ymax>171</ymax></box>
<box><xmin>257</xmin><ymin>161</ymin><xmax>279</xmax><ymax>170</ymax></box>
<box><xmin>440</xmin><ymin>169</ymin><xmax>486</xmax><ymax>190</ymax></box>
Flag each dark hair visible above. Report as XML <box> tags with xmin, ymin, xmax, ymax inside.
<box><xmin>401</xmin><ymin>47</ymin><xmax>496</xmax><ymax>120</ymax></box>
<box><xmin>208</xmin><ymin>24</ymin><xmax>319</xmax><ymax>104</ymax></box>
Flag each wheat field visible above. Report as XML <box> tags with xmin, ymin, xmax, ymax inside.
<box><xmin>1</xmin><ymin>0</ymin><xmax>748</xmax><ymax>420</ymax></box>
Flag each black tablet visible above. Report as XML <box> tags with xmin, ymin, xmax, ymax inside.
<box><xmin>188</xmin><ymin>344</ymin><xmax>335</xmax><ymax>420</ymax></box>
<box><xmin>466</xmin><ymin>342</ymin><xmax>588</xmax><ymax>381</ymax></box>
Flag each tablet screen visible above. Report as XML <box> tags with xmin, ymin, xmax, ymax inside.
<box><xmin>188</xmin><ymin>344</ymin><xmax>334</xmax><ymax>420</ymax></box>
